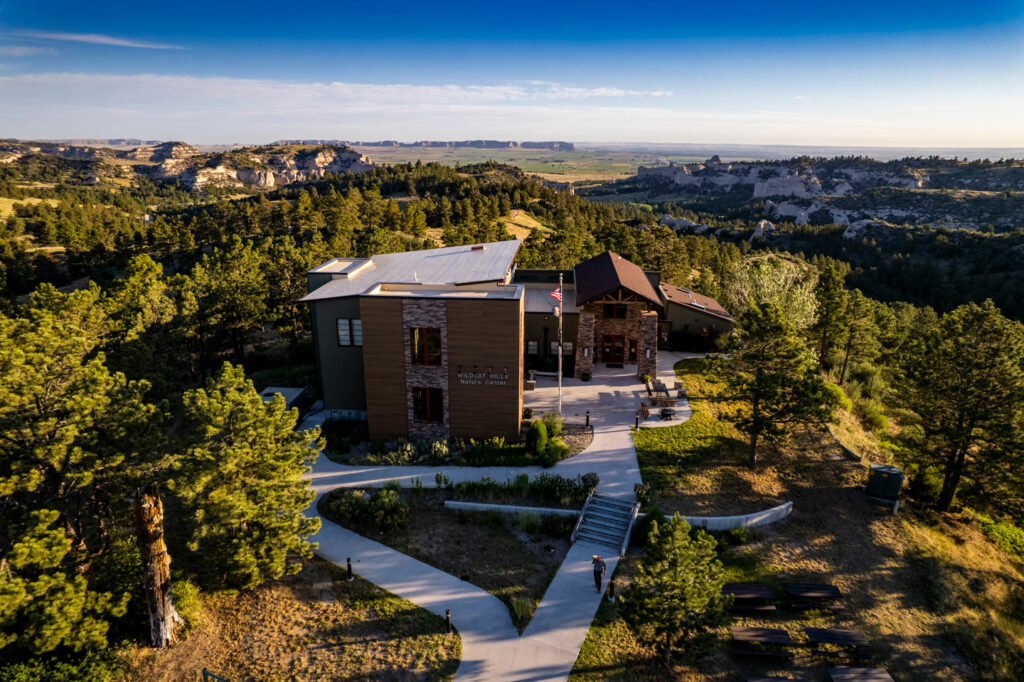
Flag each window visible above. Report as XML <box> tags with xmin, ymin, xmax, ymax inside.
<box><xmin>603</xmin><ymin>303</ymin><xmax>627</xmax><ymax>319</ymax></box>
<box><xmin>412</xmin><ymin>387</ymin><xmax>444</xmax><ymax>423</ymax></box>
<box><xmin>563</xmin><ymin>341</ymin><xmax>574</xmax><ymax>355</ymax></box>
<box><xmin>410</xmin><ymin>327</ymin><xmax>442</xmax><ymax>365</ymax></box>
<box><xmin>526</xmin><ymin>340</ymin><xmax>538</xmax><ymax>355</ymax></box>
<box><xmin>337</xmin><ymin>318</ymin><xmax>362</xmax><ymax>346</ymax></box>
<box><xmin>550</xmin><ymin>341</ymin><xmax>560</xmax><ymax>355</ymax></box>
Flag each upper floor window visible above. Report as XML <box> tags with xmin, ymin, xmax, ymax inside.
<box><xmin>410</xmin><ymin>327</ymin><xmax>442</xmax><ymax>365</ymax></box>
<box><xmin>603</xmin><ymin>303</ymin><xmax>627</xmax><ymax>319</ymax></box>
<box><xmin>337</xmin><ymin>318</ymin><xmax>362</xmax><ymax>346</ymax></box>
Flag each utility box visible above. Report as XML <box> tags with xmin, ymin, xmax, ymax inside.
<box><xmin>866</xmin><ymin>464</ymin><xmax>904</xmax><ymax>501</ymax></box>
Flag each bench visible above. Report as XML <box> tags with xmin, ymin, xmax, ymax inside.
<box><xmin>731</xmin><ymin>603</ymin><xmax>778</xmax><ymax>614</ymax></box>
<box><xmin>650</xmin><ymin>396</ymin><xmax>677</xmax><ymax>407</ymax></box>
<box><xmin>732</xmin><ymin>647</ymin><xmax>795</xmax><ymax>664</ymax></box>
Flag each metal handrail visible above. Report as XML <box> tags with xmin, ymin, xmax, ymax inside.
<box><xmin>619</xmin><ymin>500</ymin><xmax>641</xmax><ymax>556</ymax></box>
<box><xmin>571</xmin><ymin>490</ymin><xmax>595</xmax><ymax>543</ymax></box>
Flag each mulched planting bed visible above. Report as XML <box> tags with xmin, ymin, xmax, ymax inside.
<box><xmin>319</xmin><ymin>489</ymin><xmax>574</xmax><ymax>631</ymax></box>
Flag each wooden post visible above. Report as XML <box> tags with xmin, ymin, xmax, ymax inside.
<box><xmin>135</xmin><ymin>484</ymin><xmax>183</xmax><ymax>648</ymax></box>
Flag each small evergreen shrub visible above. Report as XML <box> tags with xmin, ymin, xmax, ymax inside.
<box><xmin>171</xmin><ymin>578</ymin><xmax>202</xmax><ymax>632</ymax></box>
<box><xmin>540</xmin><ymin>437</ymin><xmax>570</xmax><ymax>467</ymax></box>
<box><xmin>633</xmin><ymin>506</ymin><xmax>666</xmax><ymax>547</ymax></box>
<box><xmin>522</xmin><ymin>406</ymin><xmax>534</xmax><ymax>419</ymax></box>
<box><xmin>526</xmin><ymin>420</ymin><xmax>548</xmax><ymax>455</ymax></box>
<box><xmin>541</xmin><ymin>411</ymin><xmax>564</xmax><ymax>438</ymax></box>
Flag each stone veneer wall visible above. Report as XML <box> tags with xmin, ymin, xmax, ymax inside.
<box><xmin>574</xmin><ymin>301</ymin><xmax>659</xmax><ymax>379</ymax></box>
<box><xmin>574</xmin><ymin>311</ymin><xmax>595</xmax><ymax>377</ymax></box>
<box><xmin>402</xmin><ymin>299</ymin><xmax>449</xmax><ymax>440</ymax></box>
<box><xmin>637</xmin><ymin>311</ymin><xmax>659</xmax><ymax>379</ymax></box>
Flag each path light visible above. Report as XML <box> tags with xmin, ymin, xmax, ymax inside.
<box><xmin>635</xmin><ymin>412</ymin><xmax>639</xmax><ymax>429</ymax></box>
<box><xmin>586</xmin><ymin>410</ymin><xmax>590</xmax><ymax>428</ymax></box>
<box><xmin>446</xmin><ymin>608</ymin><xmax>453</xmax><ymax>634</ymax></box>
<box><xmin>347</xmin><ymin>557</ymin><xmax>354</xmax><ymax>581</ymax></box>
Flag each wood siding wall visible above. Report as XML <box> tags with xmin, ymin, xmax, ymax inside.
<box><xmin>446</xmin><ymin>298</ymin><xmax>523</xmax><ymax>440</ymax></box>
<box><xmin>360</xmin><ymin>298</ymin><xmax>409</xmax><ymax>440</ymax></box>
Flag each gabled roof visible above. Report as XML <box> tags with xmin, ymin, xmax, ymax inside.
<box><xmin>573</xmin><ymin>251</ymin><xmax>662</xmax><ymax>307</ymax></box>
<box><xmin>300</xmin><ymin>239</ymin><xmax>521</xmax><ymax>302</ymax></box>
<box><xmin>658</xmin><ymin>282</ymin><xmax>734</xmax><ymax>322</ymax></box>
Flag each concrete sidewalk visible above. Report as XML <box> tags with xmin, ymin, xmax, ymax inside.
<box><xmin>301</xmin><ymin>359</ymin><xmax>695</xmax><ymax>680</ymax></box>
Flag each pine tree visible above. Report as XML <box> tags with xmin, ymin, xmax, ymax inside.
<box><xmin>620</xmin><ymin>514</ymin><xmax>731</xmax><ymax>665</ymax></box>
<box><xmin>723</xmin><ymin>302</ymin><xmax>840</xmax><ymax>467</ymax></box>
<box><xmin>837</xmin><ymin>289</ymin><xmax>880</xmax><ymax>385</ymax></box>
<box><xmin>172</xmin><ymin>363</ymin><xmax>322</xmax><ymax>589</ymax></box>
<box><xmin>898</xmin><ymin>300</ymin><xmax>1024</xmax><ymax>512</ymax></box>
<box><xmin>811</xmin><ymin>263</ymin><xmax>847</xmax><ymax>369</ymax></box>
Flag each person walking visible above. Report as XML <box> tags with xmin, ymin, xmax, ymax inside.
<box><xmin>592</xmin><ymin>555</ymin><xmax>607</xmax><ymax>592</ymax></box>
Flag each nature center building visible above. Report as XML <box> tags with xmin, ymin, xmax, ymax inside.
<box><xmin>302</xmin><ymin>240</ymin><xmax>732</xmax><ymax>441</ymax></box>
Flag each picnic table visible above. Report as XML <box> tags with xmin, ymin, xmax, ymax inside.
<box><xmin>723</xmin><ymin>583</ymin><xmax>774</xmax><ymax>600</ymax></box>
<box><xmin>723</xmin><ymin>583</ymin><xmax>777</xmax><ymax>613</ymax></box>
<box><xmin>730</xmin><ymin>626</ymin><xmax>793</xmax><ymax>645</ymax></box>
<box><xmin>784</xmin><ymin>582</ymin><xmax>844</xmax><ymax>610</ymax></box>
<box><xmin>730</xmin><ymin>626</ymin><xmax>795</xmax><ymax>664</ymax></box>
<box><xmin>827</xmin><ymin>667</ymin><xmax>894</xmax><ymax>682</ymax></box>
<box><xmin>804</xmin><ymin>628</ymin><xmax>871</xmax><ymax>648</ymax></box>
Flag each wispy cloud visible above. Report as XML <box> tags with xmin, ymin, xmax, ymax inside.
<box><xmin>0</xmin><ymin>72</ymin><xmax>1019</xmax><ymax>146</ymax></box>
<box><xmin>14</xmin><ymin>30</ymin><xmax>183</xmax><ymax>50</ymax></box>
<box><xmin>0</xmin><ymin>45</ymin><xmax>57</xmax><ymax>57</ymax></box>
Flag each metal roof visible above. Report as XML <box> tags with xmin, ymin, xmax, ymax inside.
<box><xmin>300</xmin><ymin>239</ymin><xmax>521</xmax><ymax>302</ymax></box>
<box><xmin>658</xmin><ymin>282</ymin><xmax>733</xmax><ymax>321</ymax></box>
<box><xmin>573</xmin><ymin>251</ymin><xmax>663</xmax><ymax>307</ymax></box>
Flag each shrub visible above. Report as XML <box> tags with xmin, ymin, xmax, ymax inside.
<box><xmin>171</xmin><ymin>578</ymin><xmax>202</xmax><ymax>631</ymax></box>
<box><xmin>513</xmin><ymin>512</ymin><xmax>543</xmax><ymax>535</ymax></box>
<box><xmin>0</xmin><ymin>651</ymin><xmax>123</xmax><ymax>682</ymax></box>
<box><xmin>540</xmin><ymin>437</ymin><xmax>570</xmax><ymax>467</ymax></box>
<box><xmin>511</xmin><ymin>595</ymin><xmax>536</xmax><ymax>624</ymax></box>
<box><xmin>321</xmin><ymin>418</ymin><xmax>368</xmax><ymax>455</ymax></box>
<box><xmin>856</xmin><ymin>398</ymin><xmax>888</xmax><ymax>432</ymax></box>
<box><xmin>323</xmin><ymin>487</ymin><xmax>410</xmax><ymax>535</ymax></box>
<box><xmin>580</xmin><ymin>371</ymin><xmax>591</xmax><ymax>382</ymax></box>
<box><xmin>633</xmin><ymin>506</ymin><xmax>666</xmax><ymax>547</ymax></box>
<box><xmin>981</xmin><ymin>519</ymin><xmax>1024</xmax><ymax>560</ymax></box>
<box><xmin>526</xmin><ymin>420</ymin><xmax>548</xmax><ymax>455</ymax></box>
<box><xmin>447</xmin><ymin>473</ymin><xmax>597</xmax><ymax>507</ymax></box>
<box><xmin>522</xmin><ymin>406</ymin><xmax>534</xmax><ymax>419</ymax></box>
<box><xmin>540</xmin><ymin>514</ymin><xmax>575</xmax><ymax>539</ymax></box>
<box><xmin>541</xmin><ymin>411</ymin><xmax>564</xmax><ymax>438</ymax></box>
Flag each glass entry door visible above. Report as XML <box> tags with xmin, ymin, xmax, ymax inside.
<box><xmin>602</xmin><ymin>335</ymin><xmax>625</xmax><ymax>364</ymax></box>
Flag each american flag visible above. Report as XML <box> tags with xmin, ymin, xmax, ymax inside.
<box><xmin>549</xmin><ymin>286</ymin><xmax>562</xmax><ymax>302</ymax></box>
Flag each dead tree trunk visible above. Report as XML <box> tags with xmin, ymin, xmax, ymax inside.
<box><xmin>135</xmin><ymin>484</ymin><xmax>184</xmax><ymax>647</ymax></box>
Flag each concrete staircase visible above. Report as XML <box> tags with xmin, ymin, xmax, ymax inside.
<box><xmin>574</xmin><ymin>494</ymin><xmax>637</xmax><ymax>554</ymax></box>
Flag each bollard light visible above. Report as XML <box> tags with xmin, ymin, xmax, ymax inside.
<box><xmin>586</xmin><ymin>410</ymin><xmax>590</xmax><ymax>428</ymax></box>
<box><xmin>445</xmin><ymin>608</ymin><xmax>453</xmax><ymax>634</ymax></box>
<box><xmin>635</xmin><ymin>412</ymin><xmax>639</xmax><ymax>429</ymax></box>
<box><xmin>347</xmin><ymin>557</ymin><xmax>354</xmax><ymax>582</ymax></box>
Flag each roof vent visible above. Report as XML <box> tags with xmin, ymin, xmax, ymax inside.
<box><xmin>471</xmin><ymin>245</ymin><xmax>486</xmax><ymax>251</ymax></box>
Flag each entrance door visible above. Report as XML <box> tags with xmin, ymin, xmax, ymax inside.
<box><xmin>602</xmin><ymin>335</ymin><xmax>625</xmax><ymax>364</ymax></box>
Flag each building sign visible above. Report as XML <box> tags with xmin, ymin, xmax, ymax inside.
<box><xmin>457</xmin><ymin>367</ymin><xmax>509</xmax><ymax>387</ymax></box>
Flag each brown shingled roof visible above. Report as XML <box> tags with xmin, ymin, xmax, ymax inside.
<box><xmin>658</xmin><ymin>282</ymin><xmax>734</xmax><ymax>322</ymax></box>
<box><xmin>573</xmin><ymin>251</ymin><xmax>663</xmax><ymax>307</ymax></box>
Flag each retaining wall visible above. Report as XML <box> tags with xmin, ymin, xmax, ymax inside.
<box><xmin>641</xmin><ymin>501</ymin><xmax>793</xmax><ymax>532</ymax></box>
<box><xmin>443</xmin><ymin>500</ymin><xmax>579</xmax><ymax>517</ymax></box>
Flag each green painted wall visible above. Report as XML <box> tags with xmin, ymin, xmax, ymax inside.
<box><xmin>310</xmin><ymin>296</ymin><xmax>367</xmax><ymax>411</ymax></box>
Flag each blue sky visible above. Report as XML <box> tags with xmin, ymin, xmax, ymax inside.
<box><xmin>0</xmin><ymin>1</ymin><xmax>1022</xmax><ymax>145</ymax></box>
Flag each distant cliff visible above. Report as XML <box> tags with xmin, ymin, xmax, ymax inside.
<box><xmin>0</xmin><ymin>140</ymin><xmax>376</xmax><ymax>190</ymax></box>
<box><xmin>273</xmin><ymin>139</ymin><xmax>576</xmax><ymax>151</ymax></box>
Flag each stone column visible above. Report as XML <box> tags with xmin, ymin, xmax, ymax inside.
<box><xmin>574</xmin><ymin>311</ymin><xmax>595</xmax><ymax>377</ymax></box>
<box><xmin>636</xmin><ymin>311</ymin><xmax>659</xmax><ymax>379</ymax></box>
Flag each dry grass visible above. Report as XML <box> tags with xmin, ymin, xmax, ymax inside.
<box><xmin>122</xmin><ymin>558</ymin><xmax>460</xmax><ymax>681</ymax></box>
<box><xmin>500</xmin><ymin>209</ymin><xmax>552</xmax><ymax>240</ymax></box>
<box><xmin>576</xmin><ymin>358</ymin><xmax>1024</xmax><ymax>680</ymax></box>
<box><xmin>0</xmin><ymin>196</ymin><xmax>58</xmax><ymax>218</ymax></box>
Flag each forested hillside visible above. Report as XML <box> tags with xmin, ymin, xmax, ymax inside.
<box><xmin>2</xmin><ymin>147</ymin><xmax>1023</xmax><ymax>680</ymax></box>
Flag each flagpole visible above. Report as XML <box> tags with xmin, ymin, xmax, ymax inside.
<box><xmin>557</xmin><ymin>272</ymin><xmax>563</xmax><ymax>416</ymax></box>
